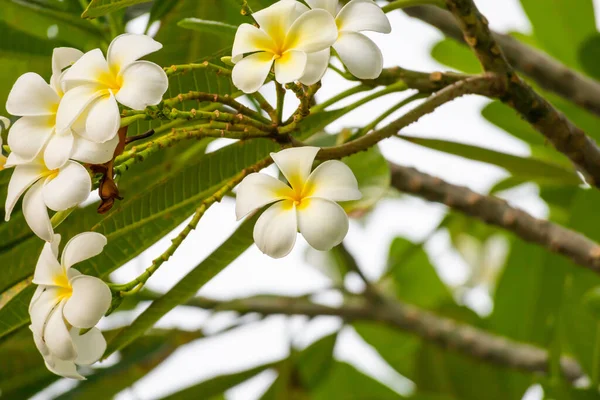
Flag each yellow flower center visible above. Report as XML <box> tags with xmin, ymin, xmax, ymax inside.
<box><xmin>45</xmin><ymin>169</ymin><xmax>60</xmax><ymax>181</ymax></box>
<box><xmin>53</xmin><ymin>272</ymin><xmax>73</xmax><ymax>300</ymax></box>
<box><xmin>96</xmin><ymin>69</ymin><xmax>123</xmax><ymax>94</ymax></box>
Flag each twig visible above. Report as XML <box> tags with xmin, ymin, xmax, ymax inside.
<box><xmin>388</xmin><ymin>162</ymin><xmax>600</xmax><ymax>275</ymax></box>
<box><xmin>403</xmin><ymin>5</ymin><xmax>600</xmax><ymax>117</ymax></box>
<box><xmin>145</xmin><ymin>293</ymin><xmax>583</xmax><ymax>381</ymax></box>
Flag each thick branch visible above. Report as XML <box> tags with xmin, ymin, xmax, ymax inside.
<box><xmin>389</xmin><ymin>162</ymin><xmax>600</xmax><ymax>274</ymax></box>
<box><xmin>441</xmin><ymin>0</ymin><xmax>600</xmax><ymax>188</ymax></box>
<box><xmin>177</xmin><ymin>294</ymin><xmax>583</xmax><ymax>381</ymax></box>
<box><xmin>404</xmin><ymin>5</ymin><xmax>600</xmax><ymax>116</ymax></box>
<box><xmin>363</xmin><ymin>66</ymin><xmax>467</xmax><ymax>92</ymax></box>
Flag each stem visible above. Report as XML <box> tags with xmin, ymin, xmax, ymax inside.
<box><xmin>164</xmin><ymin>62</ymin><xmax>232</xmax><ymax>77</ymax></box>
<box><xmin>120</xmin><ymin>114</ymin><xmax>147</xmax><ymax>127</ymax></box>
<box><xmin>50</xmin><ymin>207</ymin><xmax>76</xmax><ymax>229</ymax></box>
<box><xmin>311</xmin><ymin>84</ymin><xmax>371</xmax><ymax>113</ymax></box>
<box><xmin>250</xmin><ymin>91</ymin><xmax>277</xmax><ymax>121</ymax></box>
<box><xmin>358</xmin><ymin>92</ymin><xmax>428</xmax><ymax>136</ymax></box>
<box><xmin>316</xmin><ymin>75</ymin><xmax>502</xmax><ymax>160</ymax></box>
<box><xmin>382</xmin><ymin>0</ymin><xmax>446</xmax><ymax>13</ymax></box>
<box><xmin>109</xmin><ymin>157</ymin><xmax>273</xmax><ymax>294</ymax></box>
<box><xmin>275</xmin><ymin>82</ymin><xmax>285</xmax><ymax>124</ymax></box>
<box><xmin>167</xmin><ymin>108</ymin><xmax>274</xmax><ymax>133</ymax></box>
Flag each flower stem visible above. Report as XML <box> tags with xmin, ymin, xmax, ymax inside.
<box><xmin>311</xmin><ymin>84</ymin><xmax>371</xmax><ymax>113</ymax></box>
<box><xmin>109</xmin><ymin>157</ymin><xmax>273</xmax><ymax>294</ymax></box>
<box><xmin>275</xmin><ymin>82</ymin><xmax>286</xmax><ymax>124</ymax></box>
<box><xmin>357</xmin><ymin>92</ymin><xmax>428</xmax><ymax>136</ymax></box>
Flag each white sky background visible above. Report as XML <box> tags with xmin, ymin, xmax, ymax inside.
<box><xmin>35</xmin><ymin>0</ymin><xmax>600</xmax><ymax>399</ymax></box>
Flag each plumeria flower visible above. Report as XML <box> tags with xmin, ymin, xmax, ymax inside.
<box><xmin>57</xmin><ymin>34</ymin><xmax>169</xmax><ymax>144</ymax></box>
<box><xmin>29</xmin><ymin>232</ymin><xmax>111</xmax><ymax>379</ymax></box>
<box><xmin>5</xmin><ymin>48</ymin><xmax>118</xmax><ymax>170</ymax></box>
<box><xmin>0</xmin><ymin>116</ymin><xmax>10</xmax><ymax>170</ymax></box>
<box><xmin>4</xmin><ymin>151</ymin><xmax>91</xmax><ymax>242</ymax></box>
<box><xmin>301</xmin><ymin>0</ymin><xmax>391</xmax><ymax>84</ymax></box>
<box><xmin>231</xmin><ymin>0</ymin><xmax>338</xmax><ymax>93</ymax></box>
<box><xmin>236</xmin><ymin>147</ymin><xmax>361</xmax><ymax>258</ymax></box>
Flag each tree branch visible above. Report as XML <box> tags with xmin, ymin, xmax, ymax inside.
<box><xmin>438</xmin><ymin>0</ymin><xmax>600</xmax><ymax>188</ymax></box>
<box><xmin>169</xmin><ymin>294</ymin><xmax>584</xmax><ymax>381</ymax></box>
<box><xmin>388</xmin><ymin>162</ymin><xmax>600</xmax><ymax>274</ymax></box>
<box><xmin>403</xmin><ymin>5</ymin><xmax>600</xmax><ymax>116</ymax></box>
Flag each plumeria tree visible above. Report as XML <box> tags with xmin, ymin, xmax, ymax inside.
<box><xmin>2</xmin><ymin>0</ymin><xmax>600</xmax><ymax>398</ymax></box>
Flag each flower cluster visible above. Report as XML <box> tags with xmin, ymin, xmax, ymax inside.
<box><xmin>0</xmin><ymin>34</ymin><xmax>167</xmax><ymax>379</ymax></box>
<box><xmin>0</xmin><ymin>0</ymin><xmax>375</xmax><ymax>380</ymax></box>
<box><xmin>4</xmin><ymin>34</ymin><xmax>168</xmax><ymax>242</ymax></box>
<box><xmin>231</xmin><ymin>0</ymin><xmax>391</xmax><ymax>93</ymax></box>
<box><xmin>30</xmin><ymin>233</ymin><xmax>111</xmax><ymax>379</ymax></box>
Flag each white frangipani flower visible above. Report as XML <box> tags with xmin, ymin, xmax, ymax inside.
<box><xmin>231</xmin><ymin>0</ymin><xmax>338</xmax><ymax>93</ymax></box>
<box><xmin>57</xmin><ymin>34</ymin><xmax>169</xmax><ymax>144</ymax></box>
<box><xmin>5</xmin><ymin>48</ymin><xmax>119</xmax><ymax>169</ymax></box>
<box><xmin>236</xmin><ymin>147</ymin><xmax>361</xmax><ymax>258</ymax></box>
<box><xmin>301</xmin><ymin>0</ymin><xmax>391</xmax><ymax>84</ymax></box>
<box><xmin>0</xmin><ymin>116</ymin><xmax>10</xmax><ymax>170</ymax></box>
<box><xmin>29</xmin><ymin>232</ymin><xmax>111</xmax><ymax>379</ymax></box>
<box><xmin>4</xmin><ymin>151</ymin><xmax>91</xmax><ymax>242</ymax></box>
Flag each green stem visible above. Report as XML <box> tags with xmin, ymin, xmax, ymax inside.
<box><xmin>120</xmin><ymin>114</ymin><xmax>147</xmax><ymax>127</ymax></box>
<box><xmin>50</xmin><ymin>207</ymin><xmax>76</xmax><ymax>229</ymax></box>
<box><xmin>358</xmin><ymin>92</ymin><xmax>427</xmax><ymax>136</ymax></box>
<box><xmin>275</xmin><ymin>82</ymin><xmax>285</xmax><ymax>124</ymax></box>
<box><xmin>311</xmin><ymin>84</ymin><xmax>370</xmax><ymax>113</ymax></box>
<box><xmin>382</xmin><ymin>0</ymin><xmax>446</xmax><ymax>13</ymax></box>
<box><xmin>250</xmin><ymin>91</ymin><xmax>277</xmax><ymax>121</ymax></box>
<box><xmin>338</xmin><ymin>81</ymin><xmax>408</xmax><ymax>114</ymax></box>
<box><xmin>164</xmin><ymin>62</ymin><xmax>232</xmax><ymax>77</ymax></box>
<box><xmin>167</xmin><ymin>108</ymin><xmax>274</xmax><ymax>132</ymax></box>
<box><xmin>109</xmin><ymin>157</ymin><xmax>273</xmax><ymax>294</ymax></box>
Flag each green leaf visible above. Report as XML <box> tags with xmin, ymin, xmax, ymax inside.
<box><xmin>81</xmin><ymin>0</ymin><xmax>151</xmax><ymax>18</ymax></box>
<box><xmin>519</xmin><ymin>0</ymin><xmax>595</xmax><ymax>69</ymax></box>
<box><xmin>382</xmin><ymin>237</ymin><xmax>453</xmax><ymax>310</ymax></box>
<box><xmin>297</xmin><ymin>333</ymin><xmax>338</xmax><ymax>389</ymax></box>
<box><xmin>430</xmin><ymin>38</ymin><xmax>481</xmax><ymax>74</ymax></box>
<box><xmin>159</xmin><ymin>362</ymin><xmax>278</xmax><ymax>400</ymax></box>
<box><xmin>341</xmin><ymin>146</ymin><xmax>390</xmax><ymax>215</ymax></box>
<box><xmin>578</xmin><ymin>32</ymin><xmax>600</xmax><ymax>80</ymax></box>
<box><xmin>583</xmin><ymin>286</ymin><xmax>600</xmax><ymax>320</ymax></box>
<box><xmin>397</xmin><ymin>135</ymin><xmax>581</xmax><ymax>187</ymax></box>
<box><xmin>312</xmin><ymin>362</ymin><xmax>402</xmax><ymax>400</ymax></box>
<box><xmin>56</xmin><ymin>329</ymin><xmax>204</xmax><ymax>399</ymax></box>
<box><xmin>104</xmin><ymin>215</ymin><xmax>257</xmax><ymax>356</ymax></box>
<box><xmin>177</xmin><ymin>19</ymin><xmax>237</xmax><ymax>38</ymax></box>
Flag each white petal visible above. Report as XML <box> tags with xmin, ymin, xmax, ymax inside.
<box><xmin>0</xmin><ymin>116</ymin><xmax>10</xmax><ymax>132</ymax></box>
<box><xmin>23</xmin><ymin>179</ymin><xmax>54</xmax><ymax>242</ymax></box>
<box><xmin>30</xmin><ymin>325</ymin><xmax>51</xmax><ymax>357</ymax></box>
<box><xmin>253</xmin><ymin>0</ymin><xmax>298</xmax><ymax>45</ymax></box>
<box><xmin>116</xmin><ymin>61</ymin><xmax>168</xmax><ymax>110</ymax></box>
<box><xmin>61</xmin><ymin>232</ymin><xmax>107</xmax><ymax>269</ymax></box>
<box><xmin>232</xmin><ymin>24</ymin><xmax>276</xmax><ymax>63</ymax></box>
<box><xmin>45</xmin><ymin>357</ymin><xmax>85</xmax><ymax>380</ymax></box>
<box><xmin>305</xmin><ymin>160</ymin><xmax>362</xmax><ymax>201</ymax></box>
<box><xmin>336</xmin><ymin>0</ymin><xmax>391</xmax><ymax>33</ymax></box>
<box><xmin>7</xmin><ymin>116</ymin><xmax>54</xmax><ymax>161</ymax></box>
<box><xmin>63</xmin><ymin>275</ymin><xmax>111</xmax><ymax>329</ymax></box>
<box><xmin>235</xmin><ymin>173</ymin><xmax>293</xmax><ymax>220</ymax></box>
<box><xmin>56</xmin><ymin>84</ymin><xmax>105</xmax><ymax>133</ymax></box>
<box><xmin>32</xmin><ymin>240</ymin><xmax>64</xmax><ymax>286</ymax></box>
<box><xmin>43</xmin><ymin>161</ymin><xmax>91</xmax><ymax>212</ymax></box>
<box><xmin>274</xmin><ymin>50</ymin><xmax>308</xmax><ymax>84</ymax></box>
<box><xmin>107</xmin><ymin>33</ymin><xmax>163</xmax><ymax>73</ymax></box>
<box><xmin>44</xmin><ymin>300</ymin><xmax>77</xmax><ymax>361</ymax></box>
<box><xmin>300</xmin><ymin>48</ymin><xmax>330</xmax><ymax>85</ymax></box>
<box><xmin>29</xmin><ymin>285</ymin><xmax>45</xmax><ymax>314</ymax></box>
<box><xmin>334</xmin><ymin>32</ymin><xmax>383</xmax><ymax>79</ymax></box>
<box><xmin>62</xmin><ymin>48</ymin><xmax>110</xmax><ymax>86</ymax></box>
<box><xmin>305</xmin><ymin>0</ymin><xmax>338</xmax><ymax>15</ymax></box>
<box><xmin>5</xmin><ymin>163</ymin><xmax>45</xmax><ymax>220</ymax></box>
<box><xmin>51</xmin><ymin>47</ymin><xmax>84</xmax><ymax>93</ymax></box>
<box><xmin>270</xmin><ymin>146</ymin><xmax>319</xmax><ymax>191</ymax></box>
<box><xmin>52</xmin><ymin>47</ymin><xmax>85</xmax><ymax>77</ymax></box>
<box><xmin>232</xmin><ymin>52</ymin><xmax>274</xmax><ymax>94</ymax></box>
<box><xmin>6</xmin><ymin>73</ymin><xmax>60</xmax><ymax>117</ymax></box>
<box><xmin>71</xmin><ymin>327</ymin><xmax>106</xmax><ymax>365</ymax></box>
<box><xmin>71</xmin><ymin>134</ymin><xmax>119</xmax><ymax>165</ymax></box>
<box><xmin>4</xmin><ymin>151</ymin><xmax>34</xmax><ymax>168</ymax></box>
<box><xmin>254</xmin><ymin>200</ymin><xmax>298</xmax><ymax>259</ymax></box>
<box><xmin>29</xmin><ymin>287</ymin><xmax>62</xmax><ymax>336</ymax></box>
<box><xmin>297</xmin><ymin>197</ymin><xmax>349</xmax><ymax>250</ymax></box>
<box><xmin>44</xmin><ymin>132</ymin><xmax>74</xmax><ymax>170</ymax></box>
<box><xmin>284</xmin><ymin>9</ymin><xmax>337</xmax><ymax>53</ymax></box>
<box><xmin>81</xmin><ymin>92</ymin><xmax>120</xmax><ymax>143</ymax></box>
